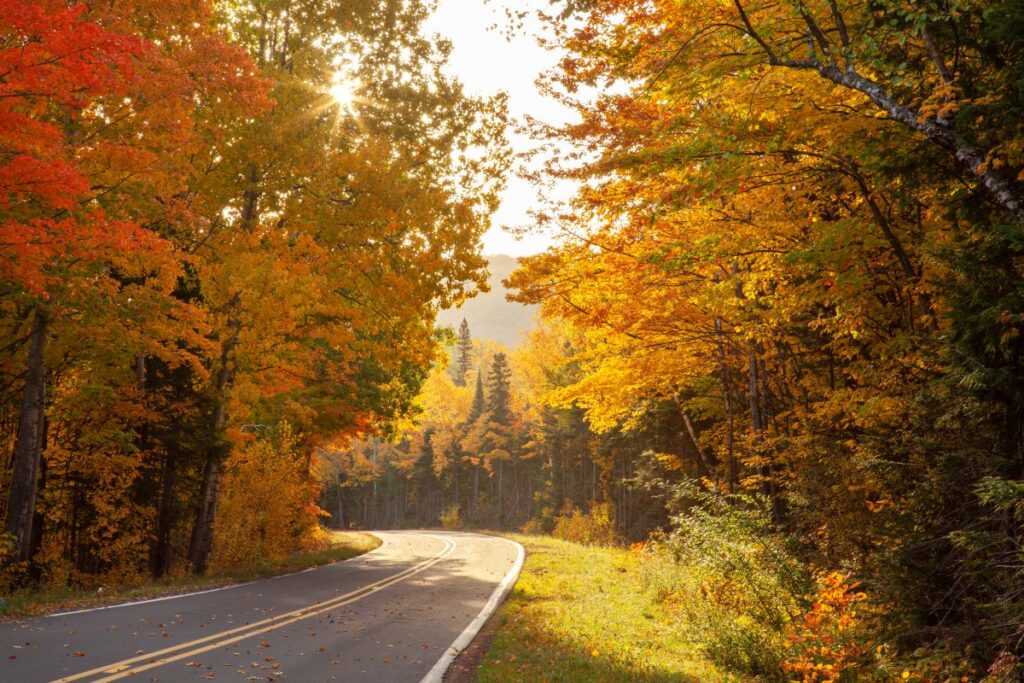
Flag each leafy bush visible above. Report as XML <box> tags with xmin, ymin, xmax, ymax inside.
<box><xmin>0</xmin><ymin>532</ymin><xmax>24</xmax><ymax>592</ymax></box>
<box><xmin>518</xmin><ymin>517</ymin><xmax>545</xmax><ymax>534</ymax></box>
<box><xmin>439</xmin><ymin>503</ymin><xmax>462</xmax><ymax>529</ymax></box>
<box><xmin>981</xmin><ymin>652</ymin><xmax>1023</xmax><ymax>682</ymax></box>
<box><xmin>641</xmin><ymin>481</ymin><xmax>889</xmax><ymax>681</ymax></box>
<box><xmin>783</xmin><ymin>572</ymin><xmax>873</xmax><ymax>682</ymax></box>
<box><xmin>552</xmin><ymin>501</ymin><xmax>618</xmax><ymax>546</ymax></box>
<box><xmin>642</xmin><ymin>482</ymin><xmax>812</xmax><ymax>680</ymax></box>
<box><xmin>211</xmin><ymin>426</ymin><xmax>325</xmax><ymax>572</ymax></box>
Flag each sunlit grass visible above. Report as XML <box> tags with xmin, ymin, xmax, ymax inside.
<box><xmin>0</xmin><ymin>531</ymin><xmax>380</xmax><ymax>619</ymax></box>
<box><xmin>476</xmin><ymin>534</ymin><xmax>736</xmax><ymax>683</ymax></box>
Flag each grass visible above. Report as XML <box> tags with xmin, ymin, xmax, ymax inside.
<box><xmin>0</xmin><ymin>530</ymin><xmax>380</xmax><ymax>619</ymax></box>
<box><xmin>475</xmin><ymin>534</ymin><xmax>737</xmax><ymax>683</ymax></box>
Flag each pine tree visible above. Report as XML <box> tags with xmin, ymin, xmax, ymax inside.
<box><xmin>468</xmin><ymin>370</ymin><xmax>486</xmax><ymax>424</ymax></box>
<box><xmin>412</xmin><ymin>429</ymin><xmax>438</xmax><ymax>517</ymax></box>
<box><xmin>455</xmin><ymin>319</ymin><xmax>473</xmax><ymax>387</ymax></box>
<box><xmin>486</xmin><ymin>353</ymin><xmax>512</xmax><ymax>426</ymax></box>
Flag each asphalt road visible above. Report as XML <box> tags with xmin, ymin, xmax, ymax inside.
<box><xmin>0</xmin><ymin>531</ymin><xmax>523</xmax><ymax>683</ymax></box>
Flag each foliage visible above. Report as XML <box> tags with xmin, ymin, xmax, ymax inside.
<box><xmin>494</xmin><ymin>0</ymin><xmax>1024</xmax><ymax>675</ymax></box>
<box><xmin>455</xmin><ymin>319</ymin><xmax>473</xmax><ymax>387</ymax></box>
<box><xmin>211</xmin><ymin>426</ymin><xmax>325</xmax><ymax>571</ymax></box>
<box><xmin>643</xmin><ymin>484</ymin><xmax>813</xmax><ymax>680</ymax></box>
<box><xmin>8</xmin><ymin>0</ymin><xmax>1024</xmax><ymax>678</ymax></box>
<box><xmin>552</xmin><ymin>502</ymin><xmax>618</xmax><ymax>547</ymax></box>
<box><xmin>439</xmin><ymin>504</ymin><xmax>462</xmax><ymax>530</ymax></box>
<box><xmin>0</xmin><ymin>0</ymin><xmax>507</xmax><ymax>587</ymax></box>
<box><xmin>783</xmin><ymin>573</ymin><xmax>874</xmax><ymax>683</ymax></box>
<box><xmin>324</xmin><ymin>321</ymin><xmax>668</xmax><ymax>537</ymax></box>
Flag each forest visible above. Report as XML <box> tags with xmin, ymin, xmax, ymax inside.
<box><xmin>5</xmin><ymin>0</ymin><xmax>1024</xmax><ymax>681</ymax></box>
<box><xmin>0</xmin><ymin>0</ymin><xmax>506</xmax><ymax>581</ymax></box>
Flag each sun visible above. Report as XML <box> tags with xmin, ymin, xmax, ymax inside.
<box><xmin>329</xmin><ymin>75</ymin><xmax>359</xmax><ymax>111</ymax></box>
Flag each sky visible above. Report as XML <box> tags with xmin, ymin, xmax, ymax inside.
<box><xmin>424</xmin><ymin>0</ymin><xmax>573</xmax><ymax>257</ymax></box>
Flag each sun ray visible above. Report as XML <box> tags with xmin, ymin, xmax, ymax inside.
<box><xmin>329</xmin><ymin>73</ymin><xmax>360</xmax><ymax>115</ymax></box>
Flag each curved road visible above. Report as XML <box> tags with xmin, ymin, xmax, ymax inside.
<box><xmin>0</xmin><ymin>531</ymin><xmax>523</xmax><ymax>682</ymax></box>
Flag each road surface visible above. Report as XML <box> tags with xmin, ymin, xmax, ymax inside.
<box><xmin>0</xmin><ymin>531</ymin><xmax>523</xmax><ymax>682</ymax></box>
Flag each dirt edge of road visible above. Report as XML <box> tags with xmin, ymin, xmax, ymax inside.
<box><xmin>443</xmin><ymin>606</ymin><xmax>502</xmax><ymax>682</ymax></box>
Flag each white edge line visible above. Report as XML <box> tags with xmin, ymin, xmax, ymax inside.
<box><xmin>419</xmin><ymin>535</ymin><xmax>526</xmax><ymax>683</ymax></box>
<box><xmin>44</xmin><ymin>532</ymin><xmax>388</xmax><ymax>618</ymax></box>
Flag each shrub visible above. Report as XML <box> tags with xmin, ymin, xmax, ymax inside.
<box><xmin>982</xmin><ymin>652</ymin><xmax>1022</xmax><ymax>682</ymax></box>
<box><xmin>0</xmin><ymin>532</ymin><xmax>24</xmax><ymax>592</ymax></box>
<box><xmin>643</xmin><ymin>482</ymin><xmax>813</xmax><ymax>680</ymax></box>
<box><xmin>519</xmin><ymin>517</ymin><xmax>544</xmax><ymax>534</ymax></box>
<box><xmin>783</xmin><ymin>572</ymin><xmax>873</xmax><ymax>682</ymax></box>
<box><xmin>211</xmin><ymin>425</ymin><xmax>325</xmax><ymax>572</ymax></box>
<box><xmin>639</xmin><ymin>480</ymin><xmax>891</xmax><ymax>681</ymax></box>
<box><xmin>552</xmin><ymin>501</ymin><xmax>618</xmax><ymax>546</ymax></box>
<box><xmin>439</xmin><ymin>503</ymin><xmax>462</xmax><ymax>530</ymax></box>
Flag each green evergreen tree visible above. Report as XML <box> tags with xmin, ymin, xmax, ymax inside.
<box><xmin>455</xmin><ymin>319</ymin><xmax>473</xmax><ymax>387</ymax></box>
<box><xmin>486</xmin><ymin>352</ymin><xmax>512</xmax><ymax>426</ymax></box>
<box><xmin>468</xmin><ymin>370</ymin><xmax>486</xmax><ymax>424</ymax></box>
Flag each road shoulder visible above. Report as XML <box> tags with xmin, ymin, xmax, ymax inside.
<box><xmin>422</xmin><ymin>532</ymin><xmax>525</xmax><ymax>683</ymax></box>
<box><xmin>442</xmin><ymin>605</ymin><xmax>502</xmax><ymax>682</ymax></box>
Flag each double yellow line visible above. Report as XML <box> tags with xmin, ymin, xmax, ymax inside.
<box><xmin>54</xmin><ymin>535</ymin><xmax>456</xmax><ymax>683</ymax></box>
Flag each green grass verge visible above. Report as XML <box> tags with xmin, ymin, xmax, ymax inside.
<box><xmin>0</xmin><ymin>531</ymin><xmax>380</xmax><ymax>619</ymax></box>
<box><xmin>475</xmin><ymin>534</ymin><xmax>736</xmax><ymax>683</ymax></box>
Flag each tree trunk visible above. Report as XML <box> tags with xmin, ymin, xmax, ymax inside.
<box><xmin>714</xmin><ymin>284</ymin><xmax>738</xmax><ymax>491</ymax></box>
<box><xmin>27</xmin><ymin>410</ymin><xmax>47</xmax><ymax>580</ymax></box>
<box><xmin>497</xmin><ymin>459</ymin><xmax>503</xmax><ymax>524</ymax></box>
<box><xmin>6</xmin><ymin>307</ymin><xmax>48</xmax><ymax>565</ymax></box>
<box><xmin>187</xmin><ymin>326</ymin><xmax>236</xmax><ymax>574</ymax></box>
<box><xmin>472</xmin><ymin>465</ymin><xmax>479</xmax><ymax>518</ymax></box>
<box><xmin>186</xmin><ymin>166</ymin><xmax>258</xmax><ymax>572</ymax></box>
<box><xmin>680</xmin><ymin>406</ymin><xmax>717</xmax><ymax>482</ymax></box>
<box><xmin>747</xmin><ymin>348</ymin><xmax>783</xmax><ymax>523</ymax></box>
<box><xmin>150</xmin><ymin>446</ymin><xmax>179</xmax><ymax>578</ymax></box>
<box><xmin>188</xmin><ymin>453</ymin><xmax>222</xmax><ymax>573</ymax></box>
<box><xmin>334</xmin><ymin>471</ymin><xmax>346</xmax><ymax>530</ymax></box>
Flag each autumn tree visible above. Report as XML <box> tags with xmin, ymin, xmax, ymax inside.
<box><xmin>499</xmin><ymin>0</ymin><xmax>1024</xmax><ymax>675</ymax></box>
<box><xmin>1</xmin><ymin>0</ymin><xmax>507</xmax><ymax>586</ymax></box>
<box><xmin>0</xmin><ymin>0</ymin><xmax>261</xmax><ymax>573</ymax></box>
<box><xmin>175</xmin><ymin>0</ymin><xmax>507</xmax><ymax>572</ymax></box>
<box><xmin>0</xmin><ymin>0</ymin><xmax>146</xmax><ymax>567</ymax></box>
<box><xmin>466</xmin><ymin>371</ymin><xmax>483</xmax><ymax>418</ymax></box>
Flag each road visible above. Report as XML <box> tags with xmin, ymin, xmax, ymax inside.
<box><xmin>0</xmin><ymin>531</ymin><xmax>523</xmax><ymax>682</ymax></box>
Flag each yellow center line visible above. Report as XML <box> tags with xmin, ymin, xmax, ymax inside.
<box><xmin>53</xmin><ymin>535</ymin><xmax>456</xmax><ymax>683</ymax></box>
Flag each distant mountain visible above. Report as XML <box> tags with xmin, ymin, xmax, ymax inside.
<box><xmin>437</xmin><ymin>254</ymin><xmax>537</xmax><ymax>348</ymax></box>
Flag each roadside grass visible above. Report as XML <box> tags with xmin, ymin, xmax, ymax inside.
<box><xmin>0</xmin><ymin>530</ymin><xmax>380</xmax><ymax>619</ymax></box>
<box><xmin>475</xmin><ymin>534</ymin><xmax>736</xmax><ymax>683</ymax></box>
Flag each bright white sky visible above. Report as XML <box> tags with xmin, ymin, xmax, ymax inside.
<box><xmin>424</xmin><ymin>0</ymin><xmax>573</xmax><ymax>257</ymax></box>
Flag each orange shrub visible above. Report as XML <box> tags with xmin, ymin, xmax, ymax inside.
<box><xmin>211</xmin><ymin>427</ymin><xmax>326</xmax><ymax>571</ymax></box>
<box><xmin>552</xmin><ymin>501</ymin><xmax>617</xmax><ymax>546</ymax></box>
<box><xmin>783</xmin><ymin>572</ymin><xmax>872</xmax><ymax>682</ymax></box>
